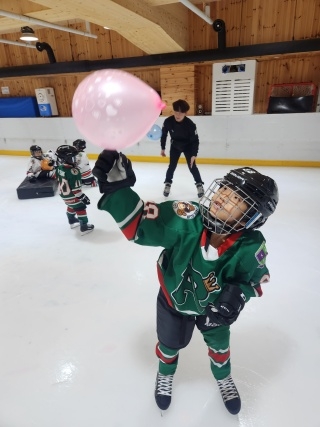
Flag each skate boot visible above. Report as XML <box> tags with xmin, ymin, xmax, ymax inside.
<box><xmin>196</xmin><ymin>183</ymin><xmax>204</xmax><ymax>198</ymax></box>
<box><xmin>163</xmin><ymin>183</ymin><xmax>171</xmax><ymax>197</ymax></box>
<box><xmin>217</xmin><ymin>375</ymin><xmax>241</xmax><ymax>415</ymax></box>
<box><xmin>80</xmin><ymin>223</ymin><xmax>94</xmax><ymax>236</ymax></box>
<box><xmin>69</xmin><ymin>217</ymin><xmax>80</xmax><ymax>229</ymax></box>
<box><xmin>154</xmin><ymin>372</ymin><xmax>174</xmax><ymax>411</ymax></box>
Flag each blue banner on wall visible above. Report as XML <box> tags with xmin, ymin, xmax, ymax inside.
<box><xmin>0</xmin><ymin>97</ymin><xmax>40</xmax><ymax>118</ymax></box>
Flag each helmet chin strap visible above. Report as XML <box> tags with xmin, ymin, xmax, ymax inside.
<box><xmin>203</xmin><ymin>216</ymin><xmax>234</xmax><ymax>235</ymax></box>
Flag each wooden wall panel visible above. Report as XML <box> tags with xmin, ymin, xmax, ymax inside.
<box><xmin>160</xmin><ymin>65</ymin><xmax>196</xmax><ymax>115</ymax></box>
<box><xmin>0</xmin><ymin>38</ymin><xmax>42</xmax><ymax>67</ymax></box>
<box><xmin>294</xmin><ymin>0</ymin><xmax>320</xmax><ymax>40</ymax></box>
<box><xmin>0</xmin><ymin>0</ymin><xmax>319</xmax><ymax>65</ymax></box>
<box><xmin>240</xmin><ymin>0</ymin><xmax>296</xmax><ymax>45</ymax></box>
<box><xmin>129</xmin><ymin>69</ymin><xmax>161</xmax><ymax>92</ymax></box>
<box><xmin>36</xmin><ymin>27</ymin><xmax>73</xmax><ymax>63</ymax></box>
<box><xmin>188</xmin><ymin>7</ymin><xmax>217</xmax><ymax>51</ymax></box>
<box><xmin>191</xmin><ymin>0</ymin><xmax>318</xmax><ymax>50</ymax></box>
<box><xmin>0</xmin><ymin>53</ymin><xmax>319</xmax><ymax>116</ymax></box>
<box><xmin>210</xmin><ymin>0</ymin><xmax>243</xmax><ymax>48</ymax></box>
<box><xmin>0</xmin><ymin>68</ymin><xmax>160</xmax><ymax>117</ymax></box>
<box><xmin>68</xmin><ymin>23</ymin><xmax>113</xmax><ymax>61</ymax></box>
<box><xmin>0</xmin><ymin>0</ymin><xmax>319</xmax><ymax>117</ymax></box>
<box><xmin>0</xmin><ymin>74</ymin><xmax>83</xmax><ymax>116</ymax></box>
<box><xmin>254</xmin><ymin>54</ymin><xmax>320</xmax><ymax>113</ymax></box>
<box><xmin>189</xmin><ymin>1</ymin><xmax>244</xmax><ymax>50</ymax></box>
<box><xmin>109</xmin><ymin>31</ymin><xmax>145</xmax><ymax>59</ymax></box>
<box><xmin>0</xmin><ymin>24</ymin><xmax>145</xmax><ymax>67</ymax></box>
<box><xmin>195</xmin><ymin>65</ymin><xmax>213</xmax><ymax>115</ymax></box>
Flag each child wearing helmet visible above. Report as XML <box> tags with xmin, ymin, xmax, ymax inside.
<box><xmin>56</xmin><ymin>145</ymin><xmax>94</xmax><ymax>236</ymax></box>
<box><xmin>27</xmin><ymin>145</ymin><xmax>56</xmax><ymax>182</ymax></box>
<box><xmin>92</xmin><ymin>151</ymin><xmax>279</xmax><ymax>415</ymax></box>
<box><xmin>72</xmin><ymin>139</ymin><xmax>97</xmax><ymax>187</ymax></box>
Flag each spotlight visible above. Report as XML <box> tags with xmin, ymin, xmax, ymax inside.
<box><xmin>20</xmin><ymin>26</ymin><xmax>38</xmax><ymax>42</ymax></box>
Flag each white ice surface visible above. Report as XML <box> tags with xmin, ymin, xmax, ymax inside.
<box><xmin>0</xmin><ymin>156</ymin><xmax>319</xmax><ymax>427</ymax></box>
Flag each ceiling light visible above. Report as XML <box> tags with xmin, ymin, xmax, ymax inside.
<box><xmin>20</xmin><ymin>26</ymin><xmax>38</xmax><ymax>41</ymax></box>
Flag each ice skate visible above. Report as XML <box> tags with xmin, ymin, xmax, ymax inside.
<box><xmin>69</xmin><ymin>217</ymin><xmax>80</xmax><ymax>229</ymax></box>
<box><xmin>217</xmin><ymin>375</ymin><xmax>241</xmax><ymax>415</ymax></box>
<box><xmin>80</xmin><ymin>223</ymin><xmax>94</xmax><ymax>236</ymax></box>
<box><xmin>155</xmin><ymin>372</ymin><xmax>174</xmax><ymax>411</ymax></box>
<box><xmin>196</xmin><ymin>183</ymin><xmax>204</xmax><ymax>198</ymax></box>
<box><xmin>163</xmin><ymin>183</ymin><xmax>171</xmax><ymax>197</ymax></box>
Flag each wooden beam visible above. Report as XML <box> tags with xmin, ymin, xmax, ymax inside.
<box><xmin>26</xmin><ymin>0</ymin><xmax>189</xmax><ymax>53</ymax></box>
<box><xmin>145</xmin><ymin>0</ymin><xmax>220</xmax><ymax>5</ymax></box>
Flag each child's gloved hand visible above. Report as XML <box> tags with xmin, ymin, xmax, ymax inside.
<box><xmin>92</xmin><ymin>150</ymin><xmax>136</xmax><ymax>194</ymax></box>
<box><xmin>205</xmin><ymin>284</ymin><xmax>246</xmax><ymax>326</ymax></box>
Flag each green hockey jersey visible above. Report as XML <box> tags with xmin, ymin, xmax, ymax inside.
<box><xmin>98</xmin><ymin>188</ymin><xmax>270</xmax><ymax>315</ymax></box>
<box><xmin>56</xmin><ymin>165</ymin><xmax>83</xmax><ymax>202</ymax></box>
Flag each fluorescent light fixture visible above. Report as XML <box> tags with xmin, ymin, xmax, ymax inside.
<box><xmin>20</xmin><ymin>26</ymin><xmax>38</xmax><ymax>41</ymax></box>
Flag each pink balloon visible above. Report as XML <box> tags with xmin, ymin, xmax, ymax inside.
<box><xmin>72</xmin><ymin>69</ymin><xmax>166</xmax><ymax>150</ymax></box>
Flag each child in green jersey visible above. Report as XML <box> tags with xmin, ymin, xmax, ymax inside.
<box><xmin>56</xmin><ymin>145</ymin><xmax>94</xmax><ymax>236</ymax></box>
<box><xmin>92</xmin><ymin>151</ymin><xmax>279</xmax><ymax>415</ymax></box>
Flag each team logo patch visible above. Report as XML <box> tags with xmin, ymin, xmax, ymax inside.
<box><xmin>255</xmin><ymin>242</ymin><xmax>268</xmax><ymax>267</ymax></box>
<box><xmin>71</xmin><ymin>168</ymin><xmax>78</xmax><ymax>175</ymax></box>
<box><xmin>203</xmin><ymin>272</ymin><xmax>220</xmax><ymax>293</ymax></box>
<box><xmin>172</xmin><ymin>201</ymin><xmax>199</xmax><ymax>219</ymax></box>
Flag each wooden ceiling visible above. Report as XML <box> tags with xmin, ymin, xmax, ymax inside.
<box><xmin>0</xmin><ymin>0</ymin><xmax>220</xmax><ymax>55</ymax></box>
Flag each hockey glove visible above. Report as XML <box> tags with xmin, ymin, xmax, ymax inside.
<box><xmin>78</xmin><ymin>194</ymin><xmax>90</xmax><ymax>205</ymax></box>
<box><xmin>205</xmin><ymin>284</ymin><xmax>246</xmax><ymax>326</ymax></box>
<box><xmin>92</xmin><ymin>150</ymin><xmax>136</xmax><ymax>194</ymax></box>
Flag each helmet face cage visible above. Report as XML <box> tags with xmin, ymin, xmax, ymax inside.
<box><xmin>73</xmin><ymin>139</ymin><xmax>86</xmax><ymax>152</ymax></box>
<box><xmin>30</xmin><ymin>145</ymin><xmax>43</xmax><ymax>159</ymax></box>
<box><xmin>199</xmin><ymin>178</ymin><xmax>260</xmax><ymax>234</ymax></box>
<box><xmin>56</xmin><ymin>145</ymin><xmax>78</xmax><ymax>166</ymax></box>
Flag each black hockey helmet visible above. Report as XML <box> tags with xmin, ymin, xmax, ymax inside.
<box><xmin>199</xmin><ymin>167</ymin><xmax>279</xmax><ymax>234</ymax></box>
<box><xmin>30</xmin><ymin>145</ymin><xmax>43</xmax><ymax>159</ymax></box>
<box><xmin>73</xmin><ymin>139</ymin><xmax>86</xmax><ymax>152</ymax></box>
<box><xmin>56</xmin><ymin>145</ymin><xmax>78</xmax><ymax>166</ymax></box>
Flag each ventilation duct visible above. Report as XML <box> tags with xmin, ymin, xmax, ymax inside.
<box><xmin>36</xmin><ymin>42</ymin><xmax>56</xmax><ymax>64</ymax></box>
<box><xmin>213</xmin><ymin>19</ymin><xmax>226</xmax><ymax>50</ymax></box>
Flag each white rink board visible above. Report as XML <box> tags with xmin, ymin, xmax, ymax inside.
<box><xmin>0</xmin><ymin>113</ymin><xmax>319</xmax><ymax>161</ymax></box>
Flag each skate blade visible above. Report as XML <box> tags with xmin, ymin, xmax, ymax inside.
<box><xmin>80</xmin><ymin>229</ymin><xmax>94</xmax><ymax>236</ymax></box>
<box><xmin>70</xmin><ymin>223</ymin><xmax>80</xmax><ymax>229</ymax></box>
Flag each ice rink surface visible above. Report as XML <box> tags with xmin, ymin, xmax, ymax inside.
<box><xmin>1</xmin><ymin>155</ymin><xmax>319</xmax><ymax>427</ymax></box>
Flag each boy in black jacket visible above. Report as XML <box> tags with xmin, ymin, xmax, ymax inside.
<box><xmin>160</xmin><ymin>99</ymin><xmax>204</xmax><ymax>198</ymax></box>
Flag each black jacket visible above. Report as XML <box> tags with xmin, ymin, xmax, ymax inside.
<box><xmin>160</xmin><ymin>116</ymin><xmax>199</xmax><ymax>157</ymax></box>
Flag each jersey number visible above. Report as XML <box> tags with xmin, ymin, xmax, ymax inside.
<box><xmin>59</xmin><ymin>178</ymin><xmax>81</xmax><ymax>195</ymax></box>
<box><xmin>143</xmin><ymin>202</ymin><xmax>159</xmax><ymax>220</ymax></box>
